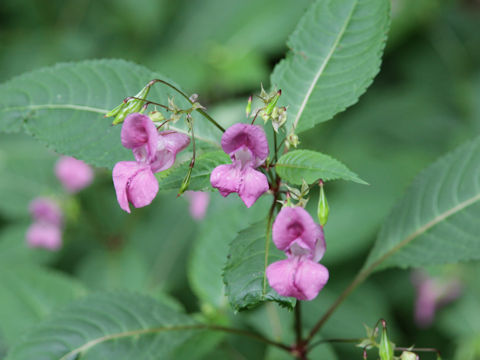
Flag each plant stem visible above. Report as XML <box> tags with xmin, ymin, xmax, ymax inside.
<box><xmin>273</xmin><ymin>129</ymin><xmax>279</xmax><ymax>164</ymax></box>
<box><xmin>295</xmin><ymin>301</ymin><xmax>303</xmax><ymax>346</ymax></box>
<box><xmin>308</xmin><ymin>337</ymin><xmax>363</xmax><ymax>351</ymax></box>
<box><xmin>149</xmin><ymin>78</ymin><xmax>225</xmax><ymax>132</ymax></box>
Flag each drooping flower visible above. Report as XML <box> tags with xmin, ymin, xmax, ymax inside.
<box><xmin>26</xmin><ymin>197</ymin><xmax>63</xmax><ymax>251</ymax></box>
<box><xmin>266</xmin><ymin>206</ymin><xmax>329</xmax><ymax>301</ymax></box>
<box><xmin>55</xmin><ymin>156</ymin><xmax>94</xmax><ymax>193</ymax></box>
<box><xmin>185</xmin><ymin>191</ymin><xmax>210</xmax><ymax>220</ymax></box>
<box><xmin>411</xmin><ymin>270</ymin><xmax>462</xmax><ymax>328</ymax></box>
<box><xmin>113</xmin><ymin>113</ymin><xmax>190</xmax><ymax>213</ymax></box>
<box><xmin>29</xmin><ymin>197</ymin><xmax>63</xmax><ymax>226</ymax></box>
<box><xmin>210</xmin><ymin>123</ymin><xmax>269</xmax><ymax>207</ymax></box>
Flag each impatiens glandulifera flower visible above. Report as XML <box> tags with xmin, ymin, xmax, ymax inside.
<box><xmin>113</xmin><ymin>113</ymin><xmax>190</xmax><ymax>213</ymax></box>
<box><xmin>411</xmin><ymin>270</ymin><xmax>462</xmax><ymax>328</ymax></box>
<box><xmin>266</xmin><ymin>206</ymin><xmax>329</xmax><ymax>301</ymax></box>
<box><xmin>210</xmin><ymin>123</ymin><xmax>269</xmax><ymax>208</ymax></box>
<box><xmin>185</xmin><ymin>191</ymin><xmax>210</xmax><ymax>220</ymax></box>
<box><xmin>26</xmin><ymin>197</ymin><xmax>63</xmax><ymax>250</ymax></box>
<box><xmin>55</xmin><ymin>156</ymin><xmax>94</xmax><ymax>193</ymax></box>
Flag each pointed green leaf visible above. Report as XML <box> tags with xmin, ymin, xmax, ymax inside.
<box><xmin>276</xmin><ymin>150</ymin><xmax>367</xmax><ymax>185</ymax></box>
<box><xmin>6</xmin><ymin>292</ymin><xmax>198</xmax><ymax>360</ymax></box>
<box><xmin>0</xmin><ymin>60</ymin><xmax>221</xmax><ymax>169</ymax></box>
<box><xmin>271</xmin><ymin>0</ymin><xmax>390</xmax><ymax>133</ymax></box>
<box><xmin>0</xmin><ymin>265</ymin><xmax>86</xmax><ymax>347</ymax></box>
<box><xmin>223</xmin><ymin>220</ymin><xmax>296</xmax><ymax>311</ymax></box>
<box><xmin>365</xmin><ymin>136</ymin><xmax>480</xmax><ymax>271</ymax></box>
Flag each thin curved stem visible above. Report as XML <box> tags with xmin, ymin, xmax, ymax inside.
<box><xmin>149</xmin><ymin>79</ymin><xmax>225</xmax><ymax>132</ymax></box>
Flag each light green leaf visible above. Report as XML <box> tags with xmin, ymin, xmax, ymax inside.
<box><xmin>276</xmin><ymin>149</ymin><xmax>367</xmax><ymax>185</ymax></box>
<box><xmin>365</xmin><ymin>136</ymin><xmax>480</xmax><ymax>271</ymax></box>
<box><xmin>0</xmin><ymin>265</ymin><xmax>86</xmax><ymax>347</ymax></box>
<box><xmin>156</xmin><ymin>151</ymin><xmax>229</xmax><ymax>192</ymax></box>
<box><xmin>6</xmin><ymin>292</ymin><xmax>198</xmax><ymax>360</ymax></box>
<box><xmin>0</xmin><ymin>59</ymin><xmax>220</xmax><ymax>168</ymax></box>
<box><xmin>271</xmin><ymin>0</ymin><xmax>390</xmax><ymax>133</ymax></box>
<box><xmin>0</xmin><ymin>133</ymin><xmax>59</xmax><ymax>219</ymax></box>
<box><xmin>223</xmin><ymin>220</ymin><xmax>296</xmax><ymax>311</ymax></box>
<box><xmin>188</xmin><ymin>194</ymin><xmax>270</xmax><ymax>308</ymax></box>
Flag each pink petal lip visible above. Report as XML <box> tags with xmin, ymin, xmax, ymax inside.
<box><xmin>26</xmin><ymin>222</ymin><xmax>62</xmax><ymax>250</ymax></box>
<box><xmin>112</xmin><ymin>161</ymin><xmax>159</xmax><ymax>213</ymax></box>
<box><xmin>266</xmin><ymin>258</ymin><xmax>329</xmax><ymax>301</ymax></box>
<box><xmin>29</xmin><ymin>197</ymin><xmax>63</xmax><ymax>226</ymax></box>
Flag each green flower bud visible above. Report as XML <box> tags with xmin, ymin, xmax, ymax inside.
<box><xmin>379</xmin><ymin>321</ymin><xmax>395</xmax><ymax>360</ymax></box>
<box><xmin>177</xmin><ymin>165</ymin><xmax>193</xmax><ymax>196</ymax></box>
<box><xmin>149</xmin><ymin>110</ymin><xmax>165</xmax><ymax>123</ymax></box>
<box><xmin>286</xmin><ymin>132</ymin><xmax>299</xmax><ymax>149</ymax></box>
<box><xmin>105</xmin><ymin>83</ymin><xmax>151</xmax><ymax>125</ymax></box>
<box><xmin>265</xmin><ymin>90</ymin><xmax>281</xmax><ymax>115</ymax></box>
<box><xmin>246</xmin><ymin>96</ymin><xmax>252</xmax><ymax>117</ymax></box>
<box><xmin>317</xmin><ymin>181</ymin><xmax>329</xmax><ymax>226</ymax></box>
<box><xmin>400</xmin><ymin>351</ymin><xmax>418</xmax><ymax>360</ymax></box>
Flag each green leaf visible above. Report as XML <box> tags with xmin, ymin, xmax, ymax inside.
<box><xmin>6</xmin><ymin>292</ymin><xmax>198</xmax><ymax>360</ymax></box>
<box><xmin>0</xmin><ymin>133</ymin><xmax>59</xmax><ymax>219</ymax></box>
<box><xmin>271</xmin><ymin>0</ymin><xmax>390</xmax><ymax>133</ymax></box>
<box><xmin>276</xmin><ymin>150</ymin><xmax>367</xmax><ymax>185</ymax></box>
<box><xmin>0</xmin><ymin>59</ymin><xmax>220</xmax><ymax>168</ymax></box>
<box><xmin>157</xmin><ymin>151</ymin><xmax>229</xmax><ymax>192</ymax></box>
<box><xmin>365</xmin><ymin>136</ymin><xmax>480</xmax><ymax>271</ymax></box>
<box><xmin>223</xmin><ymin>220</ymin><xmax>296</xmax><ymax>311</ymax></box>
<box><xmin>188</xmin><ymin>194</ymin><xmax>270</xmax><ymax>308</ymax></box>
<box><xmin>0</xmin><ymin>265</ymin><xmax>86</xmax><ymax>347</ymax></box>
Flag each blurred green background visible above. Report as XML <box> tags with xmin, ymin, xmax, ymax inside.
<box><xmin>1</xmin><ymin>0</ymin><xmax>480</xmax><ymax>358</ymax></box>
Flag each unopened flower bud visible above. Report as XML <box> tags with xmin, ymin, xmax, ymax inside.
<box><xmin>286</xmin><ymin>132</ymin><xmax>300</xmax><ymax>149</ymax></box>
<box><xmin>272</xmin><ymin>106</ymin><xmax>287</xmax><ymax>132</ymax></box>
<box><xmin>178</xmin><ymin>165</ymin><xmax>193</xmax><ymax>196</ymax></box>
<box><xmin>400</xmin><ymin>351</ymin><xmax>419</xmax><ymax>360</ymax></box>
<box><xmin>317</xmin><ymin>181</ymin><xmax>329</xmax><ymax>226</ymax></box>
<box><xmin>149</xmin><ymin>110</ymin><xmax>165</xmax><ymax>123</ymax></box>
<box><xmin>189</xmin><ymin>93</ymin><xmax>199</xmax><ymax>103</ymax></box>
<box><xmin>265</xmin><ymin>90</ymin><xmax>281</xmax><ymax>116</ymax></box>
<box><xmin>246</xmin><ymin>96</ymin><xmax>252</xmax><ymax>117</ymax></box>
<box><xmin>379</xmin><ymin>320</ymin><xmax>395</xmax><ymax>360</ymax></box>
<box><xmin>106</xmin><ymin>84</ymin><xmax>151</xmax><ymax>125</ymax></box>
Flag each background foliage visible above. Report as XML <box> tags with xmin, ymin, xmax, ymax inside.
<box><xmin>1</xmin><ymin>0</ymin><xmax>480</xmax><ymax>358</ymax></box>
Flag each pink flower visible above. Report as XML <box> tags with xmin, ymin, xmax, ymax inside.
<box><xmin>412</xmin><ymin>271</ymin><xmax>462</xmax><ymax>328</ymax></box>
<box><xmin>185</xmin><ymin>191</ymin><xmax>210</xmax><ymax>220</ymax></box>
<box><xmin>55</xmin><ymin>156</ymin><xmax>94</xmax><ymax>193</ymax></box>
<box><xmin>26</xmin><ymin>222</ymin><xmax>62</xmax><ymax>250</ymax></box>
<box><xmin>113</xmin><ymin>113</ymin><xmax>190</xmax><ymax>213</ymax></box>
<box><xmin>266</xmin><ymin>206</ymin><xmax>329</xmax><ymax>301</ymax></box>
<box><xmin>29</xmin><ymin>197</ymin><xmax>63</xmax><ymax>227</ymax></box>
<box><xmin>210</xmin><ymin>123</ymin><xmax>269</xmax><ymax>207</ymax></box>
<box><xmin>26</xmin><ymin>197</ymin><xmax>63</xmax><ymax>250</ymax></box>
<box><xmin>272</xmin><ymin>206</ymin><xmax>325</xmax><ymax>261</ymax></box>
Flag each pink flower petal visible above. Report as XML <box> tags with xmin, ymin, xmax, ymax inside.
<box><xmin>150</xmin><ymin>131</ymin><xmax>191</xmax><ymax>173</ymax></box>
<box><xmin>210</xmin><ymin>164</ymin><xmax>241</xmax><ymax>198</ymax></box>
<box><xmin>121</xmin><ymin>113</ymin><xmax>158</xmax><ymax>162</ymax></box>
<box><xmin>26</xmin><ymin>222</ymin><xmax>62</xmax><ymax>250</ymax></box>
<box><xmin>272</xmin><ymin>207</ymin><xmax>323</xmax><ymax>257</ymax></box>
<box><xmin>29</xmin><ymin>197</ymin><xmax>63</xmax><ymax>226</ymax></box>
<box><xmin>160</xmin><ymin>131</ymin><xmax>190</xmax><ymax>154</ymax></box>
<box><xmin>112</xmin><ymin>161</ymin><xmax>158</xmax><ymax>213</ymax></box>
<box><xmin>221</xmin><ymin>123</ymin><xmax>269</xmax><ymax>166</ymax></box>
<box><xmin>55</xmin><ymin>156</ymin><xmax>94</xmax><ymax>193</ymax></box>
<box><xmin>266</xmin><ymin>258</ymin><xmax>329</xmax><ymax>301</ymax></box>
<box><xmin>237</xmin><ymin>167</ymin><xmax>269</xmax><ymax>208</ymax></box>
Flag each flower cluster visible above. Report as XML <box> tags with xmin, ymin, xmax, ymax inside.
<box><xmin>26</xmin><ymin>197</ymin><xmax>63</xmax><ymax>250</ymax></box>
<box><xmin>210</xmin><ymin>123</ymin><xmax>269</xmax><ymax>208</ymax></box>
<box><xmin>113</xmin><ymin>113</ymin><xmax>190</xmax><ymax>213</ymax></box>
<box><xmin>266</xmin><ymin>206</ymin><xmax>329</xmax><ymax>301</ymax></box>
